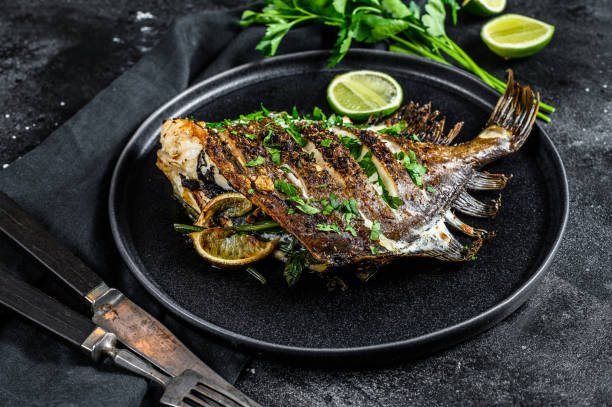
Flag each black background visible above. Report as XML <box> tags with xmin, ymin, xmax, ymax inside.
<box><xmin>1</xmin><ymin>0</ymin><xmax>610</xmax><ymax>405</ymax></box>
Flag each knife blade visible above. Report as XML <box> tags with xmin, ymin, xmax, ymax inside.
<box><xmin>0</xmin><ymin>191</ymin><xmax>260</xmax><ymax>406</ymax></box>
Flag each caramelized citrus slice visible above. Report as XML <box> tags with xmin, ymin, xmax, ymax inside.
<box><xmin>195</xmin><ymin>192</ymin><xmax>252</xmax><ymax>227</ymax></box>
<box><xmin>190</xmin><ymin>228</ymin><xmax>277</xmax><ymax>267</ymax></box>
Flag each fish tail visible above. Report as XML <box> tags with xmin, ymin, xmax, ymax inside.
<box><xmin>487</xmin><ymin>70</ymin><xmax>540</xmax><ymax>149</ymax></box>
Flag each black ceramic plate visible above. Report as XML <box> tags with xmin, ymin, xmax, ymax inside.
<box><xmin>109</xmin><ymin>50</ymin><xmax>568</xmax><ymax>363</ymax></box>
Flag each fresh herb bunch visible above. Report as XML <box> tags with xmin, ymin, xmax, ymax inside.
<box><xmin>240</xmin><ymin>0</ymin><xmax>555</xmax><ymax>122</ymax></box>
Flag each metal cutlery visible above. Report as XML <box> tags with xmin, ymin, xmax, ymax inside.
<box><xmin>0</xmin><ymin>268</ymin><xmax>251</xmax><ymax>407</ymax></box>
<box><xmin>0</xmin><ymin>191</ymin><xmax>261</xmax><ymax>406</ymax></box>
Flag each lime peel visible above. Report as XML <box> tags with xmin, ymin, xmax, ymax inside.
<box><xmin>462</xmin><ymin>0</ymin><xmax>506</xmax><ymax>17</ymax></box>
<box><xmin>327</xmin><ymin>70</ymin><xmax>403</xmax><ymax>121</ymax></box>
<box><xmin>481</xmin><ymin>14</ymin><xmax>554</xmax><ymax>59</ymax></box>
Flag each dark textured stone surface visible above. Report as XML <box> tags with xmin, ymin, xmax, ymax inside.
<box><xmin>1</xmin><ymin>0</ymin><xmax>610</xmax><ymax>406</ymax></box>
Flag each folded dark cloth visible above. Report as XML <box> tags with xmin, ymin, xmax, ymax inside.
<box><xmin>0</xmin><ymin>7</ymin><xmax>336</xmax><ymax>406</ymax></box>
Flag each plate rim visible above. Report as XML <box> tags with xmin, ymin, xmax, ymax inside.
<box><xmin>108</xmin><ymin>49</ymin><xmax>569</xmax><ymax>360</ymax></box>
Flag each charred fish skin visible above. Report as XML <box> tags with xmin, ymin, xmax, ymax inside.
<box><xmin>156</xmin><ymin>71</ymin><xmax>539</xmax><ymax>268</ymax></box>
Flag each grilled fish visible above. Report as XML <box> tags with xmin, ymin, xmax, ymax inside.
<box><xmin>157</xmin><ymin>71</ymin><xmax>539</xmax><ymax>272</ymax></box>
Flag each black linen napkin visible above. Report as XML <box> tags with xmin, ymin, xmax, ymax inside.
<box><xmin>0</xmin><ymin>7</ymin><xmax>340</xmax><ymax>406</ymax></box>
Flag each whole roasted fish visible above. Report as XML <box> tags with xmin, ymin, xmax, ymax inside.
<box><xmin>157</xmin><ymin>71</ymin><xmax>539</xmax><ymax>278</ymax></box>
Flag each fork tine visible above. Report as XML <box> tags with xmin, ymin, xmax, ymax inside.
<box><xmin>193</xmin><ymin>384</ymin><xmax>241</xmax><ymax>407</ymax></box>
<box><xmin>195</xmin><ymin>382</ymin><xmax>249</xmax><ymax>407</ymax></box>
<box><xmin>183</xmin><ymin>393</ymin><xmax>216</xmax><ymax>407</ymax></box>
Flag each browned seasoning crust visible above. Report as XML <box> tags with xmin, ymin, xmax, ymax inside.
<box><xmin>156</xmin><ymin>71</ymin><xmax>540</xmax><ymax>269</ymax></box>
<box><xmin>198</xmin><ymin>120</ymin><xmax>375</xmax><ymax>266</ymax></box>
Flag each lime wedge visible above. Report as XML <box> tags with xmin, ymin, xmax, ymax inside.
<box><xmin>462</xmin><ymin>0</ymin><xmax>506</xmax><ymax>17</ymax></box>
<box><xmin>481</xmin><ymin>14</ymin><xmax>554</xmax><ymax>59</ymax></box>
<box><xmin>327</xmin><ymin>70</ymin><xmax>403</xmax><ymax>121</ymax></box>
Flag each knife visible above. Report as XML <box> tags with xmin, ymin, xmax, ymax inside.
<box><xmin>0</xmin><ymin>191</ymin><xmax>260</xmax><ymax>407</ymax></box>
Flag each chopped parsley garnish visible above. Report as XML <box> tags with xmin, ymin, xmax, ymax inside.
<box><xmin>409</xmin><ymin>134</ymin><xmax>421</xmax><ymax>142</ymax></box>
<box><xmin>287</xmin><ymin>208</ymin><xmax>295</xmax><ymax>214</ymax></box>
<box><xmin>338</xmin><ymin>136</ymin><xmax>362</xmax><ymax>160</ymax></box>
<box><xmin>310</xmin><ymin>106</ymin><xmax>326</xmax><ymax>121</ymax></box>
<box><xmin>274</xmin><ymin>181</ymin><xmax>320</xmax><ymax>214</ymax></box>
<box><xmin>263</xmin><ymin>128</ymin><xmax>273</xmax><ymax>145</ymax></box>
<box><xmin>472</xmin><ymin>256</ymin><xmax>478</xmax><ymax>260</ymax></box>
<box><xmin>274</xmin><ymin>180</ymin><xmax>298</xmax><ymax>196</ymax></box>
<box><xmin>342</xmin><ymin>212</ymin><xmax>355</xmax><ymax>222</ymax></box>
<box><xmin>345</xmin><ymin>224</ymin><xmax>358</xmax><ymax>236</ymax></box>
<box><xmin>382</xmin><ymin>192</ymin><xmax>404</xmax><ymax>209</ymax></box>
<box><xmin>370</xmin><ymin>245</ymin><xmax>379</xmax><ymax>254</ymax></box>
<box><xmin>286</xmin><ymin>124</ymin><xmax>307</xmax><ymax>147</ymax></box>
<box><xmin>379</xmin><ymin>122</ymin><xmax>406</xmax><ymax>137</ymax></box>
<box><xmin>341</xmin><ymin>139</ymin><xmax>404</xmax><ymax>209</ymax></box>
<box><xmin>239</xmin><ymin>110</ymin><xmax>268</xmax><ymax>122</ymax></box>
<box><xmin>316</xmin><ymin>184</ymin><xmax>327</xmax><ymax>188</ymax></box>
<box><xmin>244</xmin><ymin>133</ymin><xmax>257</xmax><ymax>140</ymax></box>
<box><xmin>320</xmin><ymin>139</ymin><xmax>332</xmax><ymax>147</ymax></box>
<box><xmin>322</xmin><ymin>205</ymin><xmax>334</xmax><ymax>215</ymax></box>
<box><xmin>370</xmin><ymin>221</ymin><xmax>381</xmax><ymax>241</ymax></box>
<box><xmin>260</xmin><ymin>104</ymin><xmax>270</xmax><ymax>116</ymax></box>
<box><xmin>342</xmin><ymin>198</ymin><xmax>358</xmax><ymax>215</ymax></box>
<box><xmin>247</xmin><ymin>188</ymin><xmax>255</xmax><ymax>194</ymax></box>
<box><xmin>316</xmin><ymin>222</ymin><xmax>341</xmax><ymax>234</ymax></box>
<box><xmin>395</xmin><ymin>150</ymin><xmax>428</xmax><ymax>187</ymax></box>
<box><xmin>324</xmin><ymin>113</ymin><xmax>343</xmax><ymax>128</ymax></box>
<box><xmin>426</xmin><ymin>185</ymin><xmax>435</xmax><ymax>193</ymax></box>
<box><xmin>329</xmin><ymin>193</ymin><xmax>342</xmax><ymax>210</ymax></box>
<box><xmin>189</xmin><ymin>115</ymin><xmax>197</xmax><ymax>122</ymax></box>
<box><xmin>291</xmin><ymin>198</ymin><xmax>320</xmax><ymax>215</ymax></box>
<box><xmin>245</xmin><ymin>156</ymin><xmax>265</xmax><ymax>167</ymax></box>
<box><xmin>205</xmin><ymin>121</ymin><xmax>225</xmax><ymax>130</ymax></box>
<box><xmin>291</xmin><ymin>106</ymin><xmax>299</xmax><ymax>120</ymax></box>
<box><xmin>358</xmin><ymin>151</ymin><xmax>377</xmax><ymax>177</ymax></box>
<box><xmin>267</xmin><ymin>147</ymin><xmax>281</xmax><ymax>165</ymax></box>
<box><xmin>280</xmin><ymin>166</ymin><xmax>292</xmax><ymax>173</ymax></box>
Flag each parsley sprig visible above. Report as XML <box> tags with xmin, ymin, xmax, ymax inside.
<box><xmin>395</xmin><ymin>150</ymin><xmax>427</xmax><ymax>186</ymax></box>
<box><xmin>240</xmin><ymin>0</ymin><xmax>554</xmax><ymax>122</ymax></box>
<box><xmin>274</xmin><ymin>180</ymin><xmax>320</xmax><ymax>215</ymax></box>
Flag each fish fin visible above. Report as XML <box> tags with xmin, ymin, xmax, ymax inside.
<box><xmin>444</xmin><ymin>210</ymin><xmax>495</xmax><ymax>239</ymax></box>
<box><xmin>452</xmin><ymin>191</ymin><xmax>501</xmax><ymax>218</ymax></box>
<box><xmin>443</xmin><ymin>121</ymin><xmax>464</xmax><ymax>145</ymax></box>
<box><xmin>466</xmin><ymin>171</ymin><xmax>512</xmax><ymax>191</ymax></box>
<box><xmin>487</xmin><ymin>70</ymin><xmax>540</xmax><ymax>149</ymax></box>
<box><xmin>381</xmin><ymin>101</ymin><xmax>463</xmax><ymax>145</ymax></box>
<box><xmin>425</xmin><ymin>234</ymin><xmax>483</xmax><ymax>262</ymax></box>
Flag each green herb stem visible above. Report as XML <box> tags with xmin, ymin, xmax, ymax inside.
<box><xmin>173</xmin><ymin>224</ymin><xmax>205</xmax><ymax>234</ymax></box>
<box><xmin>246</xmin><ymin>267</ymin><xmax>267</xmax><ymax>284</ymax></box>
<box><xmin>232</xmin><ymin>220</ymin><xmax>281</xmax><ymax>232</ymax></box>
<box><xmin>242</xmin><ymin>0</ymin><xmax>556</xmax><ymax>122</ymax></box>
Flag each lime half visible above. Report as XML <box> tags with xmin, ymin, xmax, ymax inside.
<box><xmin>481</xmin><ymin>14</ymin><xmax>554</xmax><ymax>59</ymax></box>
<box><xmin>462</xmin><ymin>0</ymin><xmax>506</xmax><ymax>16</ymax></box>
<box><xmin>327</xmin><ymin>70</ymin><xmax>403</xmax><ymax>121</ymax></box>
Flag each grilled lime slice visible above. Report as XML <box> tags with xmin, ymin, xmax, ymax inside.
<box><xmin>481</xmin><ymin>14</ymin><xmax>554</xmax><ymax>59</ymax></box>
<box><xmin>191</xmin><ymin>228</ymin><xmax>276</xmax><ymax>267</ymax></box>
<box><xmin>327</xmin><ymin>70</ymin><xmax>403</xmax><ymax>121</ymax></box>
<box><xmin>195</xmin><ymin>192</ymin><xmax>252</xmax><ymax>227</ymax></box>
<box><xmin>191</xmin><ymin>192</ymin><xmax>276</xmax><ymax>267</ymax></box>
<box><xmin>462</xmin><ymin>0</ymin><xmax>506</xmax><ymax>17</ymax></box>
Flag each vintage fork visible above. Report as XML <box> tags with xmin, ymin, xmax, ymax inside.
<box><xmin>0</xmin><ymin>268</ymin><xmax>253</xmax><ymax>407</ymax></box>
<box><xmin>0</xmin><ymin>191</ymin><xmax>260</xmax><ymax>406</ymax></box>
